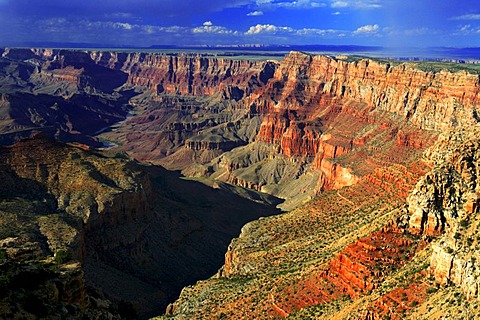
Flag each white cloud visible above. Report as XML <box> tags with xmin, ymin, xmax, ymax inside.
<box><xmin>456</xmin><ymin>24</ymin><xmax>480</xmax><ymax>35</ymax></box>
<box><xmin>113</xmin><ymin>22</ymin><xmax>134</xmax><ymax>30</ymax></box>
<box><xmin>144</xmin><ymin>25</ymin><xmax>190</xmax><ymax>34</ymax></box>
<box><xmin>245</xmin><ymin>24</ymin><xmax>293</xmax><ymax>34</ymax></box>
<box><xmin>451</xmin><ymin>14</ymin><xmax>480</xmax><ymax>21</ymax></box>
<box><xmin>247</xmin><ymin>10</ymin><xmax>264</xmax><ymax>16</ymax></box>
<box><xmin>330</xmin><ymin>0</ymin><xmax>381</xmax><ymax>9</ymax></box>
<box><xmin>353</xmin><ymin>24</ymin><xmax>379</xmax><ymax>35</ymax></box>
<box><xmin>160</xmin><ymin>26</ymin><xmax>189</xmax><ymax>33</ymax></box>
<box><xmin>81</xmin><ymin>19</ymin><xmax>235</xmax><ymax>36</ymax></box>
<box><xmin>81</xmin><ymin>20</ymin><xmax>191</xmax><ymax>35</ymax></box>
<box><xmin>256</xmin><ymin>0</ymin><xmax>273</xmax><ymax>4</ymax></box>
<box><xmin>296</xmin><ymin>28</ymin><xmax>339</xmax><ymax>36</ymax></box>
<box><xmin>192</xmin><ymin>22</ymin><xmax>236</xmax><ymax>34</ymax></box>
<box><xmin>256</xmin><ymin>0</ymin><xmax>326</xmax><ymax>9</ymax></box>
<box><xmin>245</xmin><ymin>24</ymin><xmax>343</xmax><ymax>37</ymax></box>
<box><xmin>295</xmin><ymin>0</ymin><xmax>326</xmax><ymax>8</ymax></box>
<box><xmin>355</xmin><ymin>0</ymin><xmax>381</xmax><ymax>8</ymax></box>
<box><xmin>332</xmin><ymin>11</ymin><xmax>341</xmax><ymax>15</ymax></box>
<box><xmin>142</xmin><ymin>25</ymin><xmax>158</xmax><ymax>34</ymax></box>
<box><xmin>331</xmin><ymin>1</ymin><xmax>348</xmax><ymax>7</ymax></box>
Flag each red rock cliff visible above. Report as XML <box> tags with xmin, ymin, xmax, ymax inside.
<box><xmin>254</xmin><ymin>51</ymin><xmax>480</xmax><ymax>147</ymax></box>
<box><xmin>261</xmin><ymin>52</ymin><xmax>480</xmax><ymax>130</ymax></box>
<box><xmin>249</xmin><ymin>52</ymin><xmax>478</xmax><ymax>192</ymax></box>
<box><xmin>90</xmin><ymin>51</ymin><xmax>277</xmax><ymax>97</ymax></box>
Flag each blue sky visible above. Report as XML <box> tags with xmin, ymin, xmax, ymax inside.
<box><xmin>0</xmin><ymin>0</ymin><xmax>479</xmax><ymax>48</ymax></box>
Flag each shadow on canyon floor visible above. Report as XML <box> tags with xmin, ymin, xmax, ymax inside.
<box><xmin>83</xmin><ymin>164</ymin><xmax>283</xmax><ymax>319</ymax></box>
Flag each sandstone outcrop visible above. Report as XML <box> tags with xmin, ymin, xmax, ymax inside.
<box><xmin>401</xmin><ymin>128</ymin><xmax>480</xmax><ymax>303</ymax></box>
<box><xmin>252</xmin><ymin>52</ymin><xmax>480</xmax><ymax>131</ymax></box>
<box><xmin>238</xmin><ymin>52</ymin><xmax>477</xmax><ymax>195</ymax></box>
<box><xmin>266</xmin><ymin>226</ymin><xmax>427</xmax><ymax>317</ymax></box>
<box><xmin>191</xmin><ymin>51</ymin><xmax>474</xmax><ymax>204</ymax></box>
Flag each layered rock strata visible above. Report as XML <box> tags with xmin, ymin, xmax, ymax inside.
<box><xmin>162</xmin><ymin>54</ymin><xmax>480</xmax><ymax>318</ymax></box>
<box><xmin>91</xmin><ymin>51</ymin><xmax>277</xmax><ymax>97</ymax></box>
<box><xmin>3</xmin><ymin>48</ymin><xmax>479</xmax><ymax>208</ymax></box>
<box><xmin>0</xmin><ymin>135</ymin><xmax>279</xmax><ymax>318</ymax></box>
<box><xmin>404</xmin><ymin>128</ymin><xmax>480</xmax><ymax>300</ymax></box>
<box><xmin>0</xmin><ymin>48</ymin><xmax>277</xmax><ymax>158</ymax></box>
<box><xmin>3</xmin><ymin>48</ymin><xmax>480</xmax><ymax>319</ymax></box>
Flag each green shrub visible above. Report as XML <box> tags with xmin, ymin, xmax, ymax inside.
<box><xmin>54</xmin><ymin>250</ymin><xmax>72</xmax><ymax>264</ymax></box>
<box><xmin>467</xmin><ymin>238</ymin><xmax>474</xmax><ymax>246</ymax></box>
<box><xmin>426</xmin><ymin>287</ymin><xmax>437</xmax><ymax>294</ymax></box>
<box><xmin>0</xmin><ymin>249</ymin><xmax>7</xmax><ymax>261</ymax></box>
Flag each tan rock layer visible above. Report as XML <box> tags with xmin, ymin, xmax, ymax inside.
<box><xmin>404</xmin><ymin>131</ymin><xmax>480</xmax><ymax>300</ymax></box>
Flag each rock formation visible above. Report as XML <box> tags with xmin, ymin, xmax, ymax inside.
<box><xmin>2</xmin><ymin>48</ymin><xmax>480</xmax><ymax>319</ymax></box>
<box><xmin>157</xmin><ymin>54</ymin><xmax>480</xmax><ymax>318</ymax></box>
<box><xmin>0</xmin><ymin>134</ymin><xmax>279</xmax><ymax>318</ymax></box>
<box><xmin>403</xmin><ymin>128</ymin><xmax>480</xmax><ymax>301</ymax></box>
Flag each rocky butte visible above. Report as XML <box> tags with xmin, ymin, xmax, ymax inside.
<box><xmin>0</xmin><ymin>47</ymin><xmax>480</xmax><ymax>319</ymax></box>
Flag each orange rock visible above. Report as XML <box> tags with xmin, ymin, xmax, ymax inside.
<box><xmin>273</xmin><ymin>227</ymin><xmax>427</xmax><ymax>316</ymax></box>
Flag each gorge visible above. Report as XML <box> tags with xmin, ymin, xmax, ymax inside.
<box><xmin>0</xmin><ymin>47</ymin><xmax>480</xmax><ymax>319</ymax></box>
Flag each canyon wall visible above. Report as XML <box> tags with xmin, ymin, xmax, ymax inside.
<box><xmin>1</xmin><ymin>48</ymin><xmax>274</xmax><ymax>98</ymax></box>
<box><xmin>162</xmin><ymin>53</ymin><xmax>480</xmax><ymax>318</ymax></box>
<box><xmin>3</xmin><ymin>48</ymin><xmax>480</xmax><ymax>319</ymax></box>
<box><xmin>207</xmin><ymin>52</ymin><xmax>460</xmax><ymax>203</ymax></box>
<box><xmin>251</xmin><ymin>51</ymin><xmax>480</xmax><ymax>154</ymax></box>
<box><xmin>89</xmin><ymin>50</ymin><xmax>276</xmax><ymax>97</ymax></box>
<box><xmin>252</xmin><ymin>52</ymin><xmax>480</xmax><ymax>129</ymax></box>
<box><xmin>0</xmin><ymin>134</ymin><xmax>280</xmax><ymax>318</ymax></box>
<box><xmin>403</xmin><ymin>128</ymin><xmax>480</xmax><ymax>301</ymax></box>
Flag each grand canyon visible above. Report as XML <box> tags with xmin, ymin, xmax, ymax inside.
<box><xmin>1</xmin><ymin>47</ymin><xmax>480</xmax><ymax>319</ymax></box>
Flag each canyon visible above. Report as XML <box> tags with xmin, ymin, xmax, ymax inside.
<box><xmin>0</xmin><ymin>47</ymin><xmax>480</xmax><ymax>319</ymax></box>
